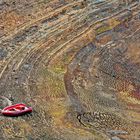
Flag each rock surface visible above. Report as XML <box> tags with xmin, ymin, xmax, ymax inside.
<box><xmin>0</xmin><ymin>0</ymin><xmax>140</xmax><ymax>139</ymax></box>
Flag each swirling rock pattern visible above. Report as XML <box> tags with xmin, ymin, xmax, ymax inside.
<box><xmin>0</xmin><ymin>0</ymin><xmax>140</xmax><ymax>139</ymax></box>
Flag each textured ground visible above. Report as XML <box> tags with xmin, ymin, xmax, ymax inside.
<box><xmin>0</xmin><ymin>0</ymin><xmax>140</xmax><ymax>139</ymax></box>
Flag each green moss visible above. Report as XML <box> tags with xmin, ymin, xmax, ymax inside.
<box><xmin>96</xmin><ymin>25</ymin><xmax>111</xmax><ymax>35</ymax></box>
<box><xmin>52</xmin><ymin>66</ymin><xmax>65</xmax><ymax>74</ymax></box>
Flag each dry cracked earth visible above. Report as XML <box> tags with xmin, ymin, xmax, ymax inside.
<box><xmin>0</xmin><ymin>0</ymin><xmax>140</xmax><ymax>140</ymax></box>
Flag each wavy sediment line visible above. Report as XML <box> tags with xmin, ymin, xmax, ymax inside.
<box><xmin>0</xmin><ymin>0</ymin><xmax>84</xmax><ymax>41</ymax></box>
<box><xmin>0</xmin><ymin>0</ymin><xmax>140</xmax><ymax>139</ymax></box>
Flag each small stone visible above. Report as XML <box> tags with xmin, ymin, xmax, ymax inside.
<box><xmin>111</xmin><ymin>136</ymin><xmax>121</xmax><ymax>140</ymax></box>
<box><xmin>107</xmin><ymin>130</ymin><xmax>128</xmax><ymax>135</ymax></box>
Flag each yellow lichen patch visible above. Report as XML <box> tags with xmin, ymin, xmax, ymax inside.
<box><xmin>50</xmin><ymin>62</ymin><xmax>66</xmax><ymax>74</ymax></box>
<box><xmin>96</xmin><ymin>25</ymin><xmax>110</xmax><ymax>35</ymax></box>
<box><xmin>48</xmin><ymin>45</ymin><xmax>79</xmax><ymax>74</ymax></box>
<box><xmin>45</xmin><ymin>76</ymin><xmax>66</xmax><ymax>98</ymax></box>
<box><xmin>108</xmin><ymin>18</ymin><xmax>120</xmax><ymax>28</ymax></box>
<box><xmin>48</xmin><ymin>98</ymin><xmax>68</xmax><ymax>126</ymax></box>
<box><xmin>125</xmin><ymin>110</ymin><xmax>140</xmax><ymax>123</ymax></box>
<box><xmin>38</xmin><ymin>68</ymin><xmax>66</xmax><ymax>99</ymax></box>
<box><xmin>3</xmin><ymin>120</ymin><xmax>32</xmax><ymax>139</ymax></box>
<box><xmin>17</xmin><ymin>121</ymin><xmax>32</xmax><ymax>135</ymax></box>
<box><xmin>96</xmin><ymin>18</ymin><xmax>120</xmax><ymax>35</ymax></box>
<box><xmin>3</xmin><ymin>127</ymin><xmax>15</xmax><ymax>139</ymax></box>
<box><xmin>119</xmin><ymin>91</ymin><xmax>140</xmax><ymax>105</ymax></box>
<box><xmin>49</xmin><ymin>53</ymin><xmax>74</xmax><ymax>74</ymax></box>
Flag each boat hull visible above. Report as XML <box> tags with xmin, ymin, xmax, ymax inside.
<box><xmin>1</xmin><ymin>103</ymin><xmax>32</xmax><ymax>117</ymax></box>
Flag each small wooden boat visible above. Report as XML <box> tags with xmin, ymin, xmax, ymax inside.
<box><xmin>1</xmin><ymin>103</ymin><xmax>32</xmax><ymax>117</ymax></box>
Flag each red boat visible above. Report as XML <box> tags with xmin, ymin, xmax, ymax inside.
<box><xmin>1</xmin><ymin>103</ymin><xmax>32</xmax><ymax>117</ymax></box>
